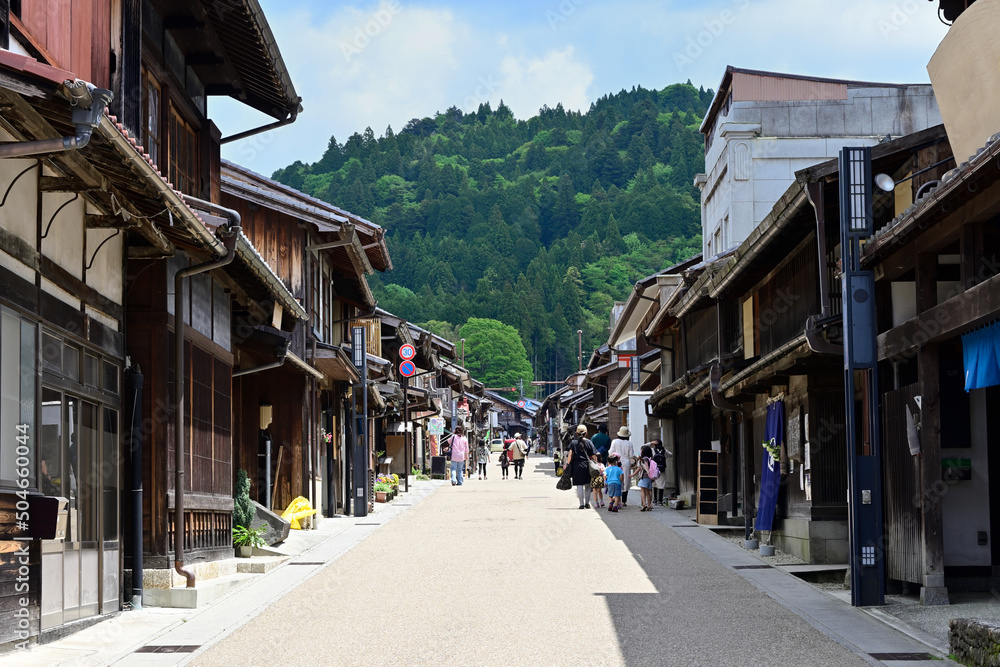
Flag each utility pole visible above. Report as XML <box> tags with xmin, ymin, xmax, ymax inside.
<box><xmin>577</xmin><ymin>329</ymin><xmax>583</xmax><ymax>373</ymax></box>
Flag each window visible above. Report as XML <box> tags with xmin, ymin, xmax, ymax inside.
<box><xmin>1</xmin><ymin>310</ymin><xmax>36</xmax><ymax>484</ymax></box>
<box><xmin>168</xmin><ymin>104</ymin><xmax>198</xmax><ymax>195</ymax></box>
<box><xmin>142</xmin><ymin>72</ymin><xmax>161</xmax><ymax>168</ymax></box>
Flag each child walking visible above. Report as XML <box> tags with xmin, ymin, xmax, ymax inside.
<box><xmin>632</xmin><ymin>444</ymin><xmax>654</xmax><ymax>511</ymax></box>
<box><xmin>591</xmin><ymin>458</ymin><xmax>606</xmax><ymax>507</ymax></box>
<box><xmin>500</xmin><ymin>444</ymin><xmax>511</xmax><ymax>480</ymax></box>
<box><xmin>604</xmin><ymin>454</ymin><xmax>624</xmax><ymax>512</ymax></box>
<box><xmin>476</xmin><ymin>440</ymin><xmax>490</xmax><ymax>480</ymax></box>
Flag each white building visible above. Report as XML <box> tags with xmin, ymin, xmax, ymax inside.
<box><xmin>696</xmin><ymin>66</ymin><xmax>942</xmax><ymax>258</ymax></box>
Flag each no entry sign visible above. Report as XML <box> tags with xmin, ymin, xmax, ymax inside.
<box><xmin>399</xmin><ymin>343</ymin><xmax>416</xmax><ymax>360</ymax></box>
<box><xmin>399</xmin><ymin>360</ymin><xmax>416</xmax><ymax>377</ymax></box>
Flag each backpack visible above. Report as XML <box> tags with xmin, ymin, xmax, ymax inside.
<box><xmin>647</xmin><ymin>457</ymin><xmax>659</xmax><ymax>481</ymax></box>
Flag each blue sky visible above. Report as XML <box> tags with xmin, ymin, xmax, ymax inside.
<box><xmin>212</xmin><ymin>0</ymin><xmax>950</xmax><ymax>176</ymax></box>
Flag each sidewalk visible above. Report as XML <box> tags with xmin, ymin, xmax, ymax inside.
<box><xmin>666</xmin><ymin>504</ymin><xmax>1000</xmax><ymax>658</ymax></box>
<box><xmin>1</xmin><ymin>478</ymin><xmax>443</xmax><ymax>667</ymax></box>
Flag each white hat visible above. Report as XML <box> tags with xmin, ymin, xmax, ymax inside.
<box><xmin>617</xmin><ymin>426</ymin><xmax>631</xmax><ymax>438</ymax></box>
<box><xmin>576</xmin><ymin>424</ymin><xmax>588</xmax><ymax>435</ymax></box>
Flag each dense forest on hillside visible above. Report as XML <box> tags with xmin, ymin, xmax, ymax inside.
<box><xmin>272</xmin><ymin>83</ymin><xmax>713</xmax><ymax>390</ymax></box>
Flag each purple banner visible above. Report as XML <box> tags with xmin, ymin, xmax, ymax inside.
<box><xmin>754</xmin><ymin>401</ymin><xmax>784</xmax><ymax>532</ymax></box>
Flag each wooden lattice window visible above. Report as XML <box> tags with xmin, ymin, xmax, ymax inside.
<box><xmin>141</xmin><ymin>71</ymin><xmax>161</xmax><ymax>168</ymax></box>
<box><xmin>168</xmin><ymin>104</ymin><xmax>198</xmax><ymax>195</ymax></box>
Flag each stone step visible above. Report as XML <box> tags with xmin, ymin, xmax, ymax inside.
<box><xmin>236</xmin><ymin>555</ymin><xmax>290</xmax><ymax>574</ymax></box>
<box><xmin>142</xmin><ymin>572</ymin><xmax>258</xmax><ymax>609</ymax></box>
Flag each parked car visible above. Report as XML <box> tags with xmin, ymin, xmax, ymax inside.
<box><xmin>490</xmin><ymin>439</ymin><xmax>505</xmax><ymax>452</ymax></box>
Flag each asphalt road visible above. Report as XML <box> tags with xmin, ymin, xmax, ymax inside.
<box><xmin>193</xmin><ymin>457</ymin><xmax>868</xmax><ymax>667</ymax></box>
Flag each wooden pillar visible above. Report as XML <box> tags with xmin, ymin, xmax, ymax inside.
<box><xmin>915</xmin><ymin>253</ymin><xmax>937</xmax><ymax>313</ymax></box>
<box><xmin>917</xmin><ymin>342</ymin><xmax>949</xmax><ymax>605</ymax></box>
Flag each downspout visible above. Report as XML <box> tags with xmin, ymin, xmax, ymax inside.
<box><xmin>0</xmin><ymin>83</ymin><xmax>112</xmax><ymax>158</ymax></box>
<box><xmin>173</xmin><ymin>210</ymin><xmax>241</xmax><ymax>588</ymax></box>
<box><xmin>126</xmin><ymin>364</ymin><xmax>144</xmax><ymax>609</ymax></box>
<box><xmin>220</xmin><ymin>108</ymin><xmax>298</xmax><ymax>145</ymax></box>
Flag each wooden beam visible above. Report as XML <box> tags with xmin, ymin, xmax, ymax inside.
<box><xmin>915</xmin><ymin>252</ymin><xmax>936</xmax><ymax>314</ymax></box>
<box><xmin>86</xmin><ymin>214</ymin><xmax>135</xmax><ymax>229</ymax></box>
<box><xmin>40</xmin><ymin>176</ymin><xmax>101</xmax><ymax>192</ymax></box>
<box><xmin>878</xmin><ymin>268</ymin><xmax>1000</xmax><ymax>359</ymax></box>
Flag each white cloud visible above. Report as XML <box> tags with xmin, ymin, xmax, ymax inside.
<box><xmin>216</xmin><ymin>0</ymin><xmax>950</xmax><ymax>176</ymax></box>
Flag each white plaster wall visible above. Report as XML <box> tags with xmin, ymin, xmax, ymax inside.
<box><xmin>40</xmin><ymin>276</ymin><xmax>81</xmax><ymax>309</ymax></box>
<box><xmin>628</xmin><ymin>391</ymin><xmax>653</xmax><ymax>444</ymax></box>
<box><xmin>40</xmin><ymin>192</ymin><xmax>86</xmax><ymax>281</ymax></box>
<box><xmin>942</xmin><ymin>389</ymin><xmax>991</xmax><ymax>567</ymax></box>
<box><xmin>0</xmin><ymin>151</ymin><xmax>39</xmax><ymax>246</ymax></box>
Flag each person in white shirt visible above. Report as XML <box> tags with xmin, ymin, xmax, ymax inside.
<box><xmin>608</xmin><ymin>427</ymin><xmax>635</xmax><ymax>507</ymax></box>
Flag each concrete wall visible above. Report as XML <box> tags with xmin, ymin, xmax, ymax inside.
<box><xmin>700</xmin><ymin>85</ymin><xmax>941</xmax><ymax>257</ymax></box>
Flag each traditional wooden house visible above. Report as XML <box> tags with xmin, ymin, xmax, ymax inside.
<box><xmin>648</xmin><ymin>127</ymin><xmax>953</xmax><ymax>567</ymax></box>
<box><xmin>217</xmin><ymin>162</ymin><xmax>389</xmax><ymax>520</ymax></box>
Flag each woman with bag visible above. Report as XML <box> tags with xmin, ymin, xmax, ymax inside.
<box><xmin>563</xmin><ymin>424</ymin><xmax>597</xmax><ymax>509</ymax></box>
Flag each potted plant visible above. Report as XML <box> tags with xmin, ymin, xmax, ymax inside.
<box><xmin>233</xmin><ymin>524</ymin><xmax>266</xmax><ymax>557</ymax></box>
<box><xmin>374</xmin><ymin>480</ymin><xmax>392</xmax><ymax>502</ymax></box>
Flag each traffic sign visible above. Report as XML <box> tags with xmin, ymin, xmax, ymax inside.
<box><xmin>399</xmin><ymin>360</ymin><xmax>416</xmax><ymax>377</ymax></box>
<box><xmin>517</xmin><ymin>399</ymin><xmax>526</xmax><ymax>408</ymax></box>
<box><xmin>399</xmin><ymin>343</ymin><xmax>416</xmax><ymax>360</ymax></box>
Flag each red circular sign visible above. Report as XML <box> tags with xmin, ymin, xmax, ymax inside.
<box><xmin>517</xmin><ymin>400</ymin><xmax>526</xmax><ymax>408</ymax></box>
<box><xmin>399</xmin><ymin>360</ymin><xmax>416</xmax><ymax>377</ymax></box>
<box><xmin>399</xmin><ymin>344</ymin><xmax>416</xmax><ymax>360</ymax></box>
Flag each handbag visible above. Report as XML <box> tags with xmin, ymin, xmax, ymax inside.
<box><xmin>588</xmin><ymin>459</ymin><xmax>602</xmax><ymax>479</ymax></box>
<box><xmin>556</xmin><ymin>468</ymin><xmax>572</xmax><ymax>491</ymax></box>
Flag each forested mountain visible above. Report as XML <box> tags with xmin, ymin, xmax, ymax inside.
<box><xmin>271</xmin><ymin>82</ymin><xmax>712</xmax><ymax>389</ymax></box>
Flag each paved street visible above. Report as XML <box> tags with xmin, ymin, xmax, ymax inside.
<box><xmin>193</xmin><ymin>458</ymin><xmax>873</xmax><ymax>667</ymax></box>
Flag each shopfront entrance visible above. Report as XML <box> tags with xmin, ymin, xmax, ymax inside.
<box><xmin>38</xmin><ymin>330</ymin><xmax>120</xmax><ymax>629</ymax></box>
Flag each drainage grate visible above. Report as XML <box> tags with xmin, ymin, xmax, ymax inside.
<box><xmin>356</xmin><ymin>522</ymin><xmax>380</xmax><ymax>526</ymax></box>
<box><xmin>135</xmin><ymin>645</ymin><xmax>200</xmax><ymax>654</ymax></box>
<box><xmin>288</xmin><ymin>561</ymin><xmax>324</xmax><ymax>566</ymax></box>
<box><xmin>732</xmin><ymin>564</ymin><xmax>772</xmax><ymax>570</ymax></box>
<box><xmin>671</xmin><ymin>524</ymin><xmax>701</xmax><ymax>528</ymax></box>
<box><xmin>868</xmin><ymin>653</ymin><xmax>935</xmax><ymax>661</ymax></box>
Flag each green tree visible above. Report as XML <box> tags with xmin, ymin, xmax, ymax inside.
<box><xmin>459</xmin><ymin>318</ymin><xmax>533</xmax><ymax>398</ymax></box>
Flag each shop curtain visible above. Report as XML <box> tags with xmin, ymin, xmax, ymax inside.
<box><xmin>754</xmin><ymin>400</ymin><xmax>784</xmax><ymax>532</ymax></box>
<box><xmin>962</xmin><ymin>321</ymin><xmax>1000</xmax><ymax>391</ymax></box>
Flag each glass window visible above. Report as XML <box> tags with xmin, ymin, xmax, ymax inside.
<box><xmin>42</xmin><ymin>332</ymin><xmax>61</xmax><ymax>372</ymax></box>
<box><xmin>103</xmin><ymin>361</ymin><xmax>119</xmax><ymax>396</ymax></box>
<box><xmin>84</xmin><ymin>354</ymin><xmax>99</xmax><ymax>387</ymax></box>
<box><xmin>1</xmin><ymin>312</ymin><xmax>21</xmax><ymax>482</ymax></box>
<box><xmin>142</xmin><ymin>72</ymin><xmax>161</xmax><ymax>168</ymax></box>
<box><xmin>79</xmin><ymin>401</ymin><xmax>99</xmax><ymax>544</ymax></box>
<box><xmin>102</xmin><ymin>408</ymin><xmax>119</xmax><ymax>543</ymax></box>
<box><xmin>40</xmin><ymin>388</ymin><xmax>62</xmax><ymax>498</ymax></box>
<box><xmin>63</xmin><ymin>344</ymin><xmax>80</xmax><ymax>382</ymax></box>
<box><xmin>65</xmin><ymin>396</ymin><xmax>80</xmax><ymax>543</ymax></box>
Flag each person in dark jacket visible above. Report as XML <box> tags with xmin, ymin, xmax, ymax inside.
<box><xmin>563</xmin><ymin>424</ymin><xmax>597</xmax><ymax>509</ymax></box>
<box><xmin>591</xmin><ymin>423</ymin><xmax>611</xmax><ymax>464</ymax></box>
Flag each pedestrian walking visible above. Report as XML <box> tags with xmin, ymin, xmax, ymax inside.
<box><xmin>650</xmin><ymin>439</ymin><xmax>669</xmax><ymax>505</ymax></box>
<box><xmin>476</xmin><ymin>439</ymin><xmax>490</xmax><ymax>480</ymax></box>
<box><xmin>605</xmin><ymin>454</ymin><xmax>624</xmax><ymax>512</ymax></box>
<box><xmin>591</xmin><ymin>423</ymin><xmax>611</xmax><ymax>464</ymax></box>
<box><xmin>563</xmin><ymin>424</ymin><xmax>597</xmax><ymax>509</ymax></box>
<box><xmin>632</xmin><ymin>444</ymin><xmax>654</xmax><ymax>511</ymax></box>
<box><xmin>591</xmin><ymin>457</ymin><xmax>606</xmax><ymax>508</ymax></box>
<box><xmin>500</xmin><ymin>443</ymin><xmax>511</xmax><ymax>480</ymax></box>
<box><xmin>608</xmin><ymin>427</ymin><xmax>635</xmax><ymax>507</ymax></box>
<box><xmin>510</xmin><ymin>433</ymin><xmax>527</xmax><ymax>479</ymax></box>
<box><xmin>552</xmin><ymin>448</ymin><xmax>561</xmax><ymax>476</ymax></box>
<box><xmin>449</xmin><ymin>425</ymin><xmax>469</xmax><ymax>486</ymax></box>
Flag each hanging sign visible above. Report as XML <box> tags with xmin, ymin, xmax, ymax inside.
<box><xmin>428</xmin><ymin>417</ymin><xmax>445</xmax><ymax>435</ymax></box>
